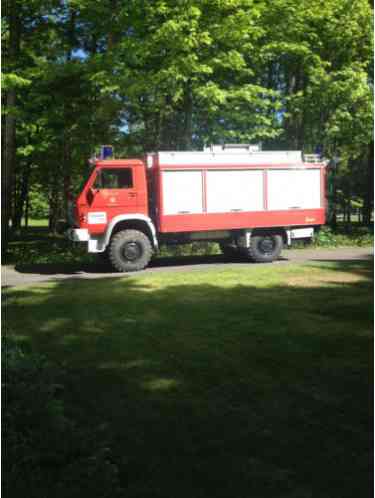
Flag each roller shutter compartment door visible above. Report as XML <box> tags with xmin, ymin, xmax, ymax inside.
<box><xmin>206</xmin><ymin>170</ymin><xmax>264</xmax><ymax>213</ymax></box>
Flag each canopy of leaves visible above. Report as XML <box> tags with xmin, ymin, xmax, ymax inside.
<box><xmin>2</xmin><ymin>0</ymin><xmax>373</xmax><ymax>228</ymax></box>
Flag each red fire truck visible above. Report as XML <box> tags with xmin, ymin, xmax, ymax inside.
<box><xmin>67</xmin><ymin>144</ymin><xmax>327</xmax><ymax>272</ymax></box>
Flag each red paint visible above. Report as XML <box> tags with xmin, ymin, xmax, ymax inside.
<box><xmin>74</xmin><ymin>156</ymin><xmax>327</xmax><ymax>238</ymax></box>
<box><xmin>321</xmin><ymin>166</ymin><xmax>327</xmax><ymax>211</ymax></box>
<box><xmin>158</xmin><ymin>209</ymin><xmax>325</xmax><ymax>233</ymax></box>
<box><xmin>76</xmin><ymin>160</ymin><xmax>148</xmax><ymax>235</ymax></box>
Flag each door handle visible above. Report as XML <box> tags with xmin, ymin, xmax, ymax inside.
<box><xmin>128</xmin><ymin>192</ymin><xmax>137</xmax><ymax>198</ymax></box>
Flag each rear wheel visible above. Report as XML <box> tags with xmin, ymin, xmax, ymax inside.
<box><xmin>109</xmin><ymin>229</ymin><xmax>153</xmax><ymax>272</ymax></box>
<box><xmin>245</xmin><ymin>234</ymin><xmax>283</xmax><ymax>263</ymax></box>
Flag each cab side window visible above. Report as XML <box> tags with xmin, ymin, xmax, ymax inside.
<box><xmin>94</xmin><ymin>168</ymin><xmax>133</xmax><ymax>189</ymax></box>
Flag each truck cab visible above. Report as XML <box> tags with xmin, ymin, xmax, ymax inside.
<box><xmin>75</xmin><ymin>159</ymin><xmax>149</xmax><ymax>234</ymax></box>
<box><xmin>67</xmin><ymin>158</ymin><xmax>158</xmax><ymax>271</ymax></box>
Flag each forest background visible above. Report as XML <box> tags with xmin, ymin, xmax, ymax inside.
<box><xmin>2</xmin><ymin>0</ymin><xmax>374</xmax><ymax>250</ymax></box>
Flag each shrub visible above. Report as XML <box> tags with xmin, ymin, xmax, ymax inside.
<box><xmin>2</xmin><ymin>337</ymin><xmax>124</xmax><ymax>498</ymax></box>
<box><xmin>159</xmin><ymin>241</ymin><xmax>220</xmax><ymax>257</ymax></box>
<box><xmin>313</xmin><ymin>226</ymin><xmax>374</xmax><ymax>247</ymax></box>
<box><xmin>28</xmin><ymin>186</ymin><xmax>49</xmax><ymax>219</ymax></box>
<box><xmin>313</xmin><ymin>227</ymin><xmax>339</xmax><ymax>247</ymax></box>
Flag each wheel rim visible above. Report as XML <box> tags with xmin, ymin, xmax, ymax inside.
<box><xmin>122</xmin><ymin>241</ymin><xmax>142</xmax><ymax>261</ymax></box>
<box><xmin>258</xmin><ymin>236</ymin><xmax>276</xmax><ymax>255</ymax></box>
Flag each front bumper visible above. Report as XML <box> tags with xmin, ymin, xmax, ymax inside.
<box><xmin>66</xmin><ymin>228</ymin><xmax>90</xmax><ymax>242</ymax></box>
<box><xmin>66</xmin><ymin>228</ymin><xmax>106</xmax><ymax>253</ymax></box>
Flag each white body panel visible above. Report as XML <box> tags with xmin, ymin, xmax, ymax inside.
<box><xmin>88</xmin><ymin>212</ymin><xmax>107</xmax><ymax>225</ymax></box>
<box><xmin>163</xmin><ymin>170</ymin><xmax>203</xmax><ymax>215</ymax></box>
<box><xmin>204</xmin><ymin>144</ymin><xmax>261</xmax><ymax>153</ymax></box>
<box><xmin>154</xmin><ymin>150</ymin><xmax>303</xmax><ymax>167</ymax></box>
<box><xmin>206</xmin><ymin>170</ymin><xmax>264</xmax><ymax>213</ymax></box>
<box><xmin>268</xmin><ymin>169</ymin><xmax>321</xmax><ymax>210</ymax></box>
<box><xmin>291</xmin><ymin>227</ymin><xmax>314</xmax><ymax>239</ymax></box>
<box><xmin>67</xmin><ymin>228</ymin><xmax>90</xmax><ymax>242</ymax></box>
<box><xmin>103</xmin><ymin>214</ymin><xmax>158</xmax><ymax>249</ymax></box>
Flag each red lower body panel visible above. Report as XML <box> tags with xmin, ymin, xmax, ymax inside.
<box><xmin>158</xmin><ymin>209</ymin><xmax>325</xmax><ymax>233</ymax></box>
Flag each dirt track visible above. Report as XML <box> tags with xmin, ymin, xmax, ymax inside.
<box><xmin>2</xmin><ymin>247</ymin><xmax>373</xmax><ymax>288</ymax></box>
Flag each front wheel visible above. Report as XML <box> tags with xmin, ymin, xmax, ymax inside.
<box><xmin>245</xmin><ymin>234</ymin><xmax>283</xmax><ymax>263</ymax></box>
<box><xmin>109</xmin><ymin>229</ymin><xmax>153</xmax><ymax>272</ymax></box>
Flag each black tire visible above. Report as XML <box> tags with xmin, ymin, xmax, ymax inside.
<box><xmin>245</xmin><ymin>234</ymin><xmax>283</xmax><ymax>263</ymax></box>
<box><xmin>219</xmin><ymin>242</ymin><xmax>241</xmax><ymax>259</ymax></box>
<box><xmin>109</xmin><ymin>229</ymin><xmax>153</xmax><ymax>272</ymax></box>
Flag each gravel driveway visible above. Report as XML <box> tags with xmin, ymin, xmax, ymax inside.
<box><xmin>2</xmin><ymin>247</ymin><xmax>373</xmax><ymax>288</ymax></box>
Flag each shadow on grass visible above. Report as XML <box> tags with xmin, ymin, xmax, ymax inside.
<box><xmin>13</xmin><ymin>261</ymin><xmax>113</xmax><ymax>276</ymax></box>
<box><xmin>3</xmin><ymin>260</ymin><xmax>373</xmax><ymax>498</ymax></box>
<box><xmin>13</xmin><ymin>253</ymin><xmax>288</xmax><ymax>276</ymax></box>
<box><xmin>12</xmin><ymin>251</ymin><xmax>374</xmax><ymax>278</ymax></box>
<box><xmin>309</xmin><ymin>258</ymin><xmax>374</xmax><ymax>279</ymax></box>
<box><xmin>9</xmin><ymin>236</ymin><xmax>373</xmax><ymax>278</ymax></box>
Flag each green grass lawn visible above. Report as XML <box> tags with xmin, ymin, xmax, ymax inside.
<box><xmin>23</xmin><ymin>218</ymin><xmax>49</xmax><ymax>227</ymax></box>
<box><xmin>3</xmin><ymin>261</ymin><xmax>373</xmax><ymax>498</ymax></box>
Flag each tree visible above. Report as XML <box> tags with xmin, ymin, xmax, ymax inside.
<box><xmin>2</xmin><ymin>0</ymin><xmax>373</xmax><ymax>238</ymax></box>
<box><xmin>2</xmin><ymin>0</ymin><xmax>22</xmax><ymax>249</ymax></box>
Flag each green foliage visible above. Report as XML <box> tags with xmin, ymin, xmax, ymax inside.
<box><xmin>2</xmin><ymin>0</ymin><xmax>374</xmax><ymax>241</ymax></box>
<box><xmin>5</xmin><ymin>230</ymin><xmax>96</xmax><ymax>265</ymax></box>
<box><xmin>1</xmin><ymin>73</ymin><xmax>31</xmax><ymax>90</ymax></box>
<box><xmin>313</xmin><ymin>226</ymin><xmax>374</xmax><ymax>247</ymax></box>
<box><xmin>28</xmin><ymin>186</ymin><xmax>49</xmax><ymax>219</ymax></box>
<box><xmin>159</xmin><ymin>241</ymin><xmax>220</xmax><ymax>257</ymax></box>
<box><xmin>3</xmin><ymin>337</ymin><xmax>124</xmax><ymax>498</ymax></box>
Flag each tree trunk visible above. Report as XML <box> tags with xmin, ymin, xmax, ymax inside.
<box><xmin>330</xmin><ymin>168</ymin><xmax>337</xmax><ymax>229</ymax></box>
<box><xmin>3</xmin><ymin>89</ymin><xmax>17</xmax><ymax>238</ymax></box>
<box><xmin>345</xmin><ymin>187</ymin><xmax>351</xmax><ymax>225</ymax></box>
<box><xmin>284</xmin><ymin>65</ymin><xmax>303</xmax><ymax>149</ymax></box>
<box><xmin>107</xmin><ymin>0</ymin><xmax>118</xmax><ymax>50</ymax></box>
<box><xmin>363</xmin><ymin>142</ymin><xmax>374</xmax><ymax>225</ymax></box>
<box><xmin>25</xmin><ymin>192</ymin><xmax>30</xmax><ymax>229</ymax></box>
<box><xmin>181</xmin><ymin>82</ymin><xmax>193</xmax><ymax>150</ymax></box>
<box><xmin>345</xmin><ymin>198</ymin><xmax>351</xmax><ymax>224</ymax></box>
<box><xmin>13</xmin><ymin>161</ymin><xmax>31</xmax><ymax>229</ymax></box>
<box><xmin>49</xmin><ymin>175</ymin><xmax>60</xmax><ymax>233</ymax></box>
<box><xmin>2</xmin><ymin>0</ymin><xmax>21</xmax><ymax>252</ymax></box>
<box><xmin>63</xmin><ymin>140</ymin><xmax>71</xmax><ymax>215</ymax></box>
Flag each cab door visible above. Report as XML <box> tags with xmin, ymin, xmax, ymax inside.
<box><xmin>87</xmin><ymin>167</ymin><xmax>138</xmax><ymax>228</ymax></box>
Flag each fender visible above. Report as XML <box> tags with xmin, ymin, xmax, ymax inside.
<box><xmin>103</xmin><ymin>214</ymin><xmax>158</xmax><ymax>250</ymax></box>
<box><xmin>85</xmin><ymin>214</ymin><xmax>158</xmax><ymax>254</ymax></box>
